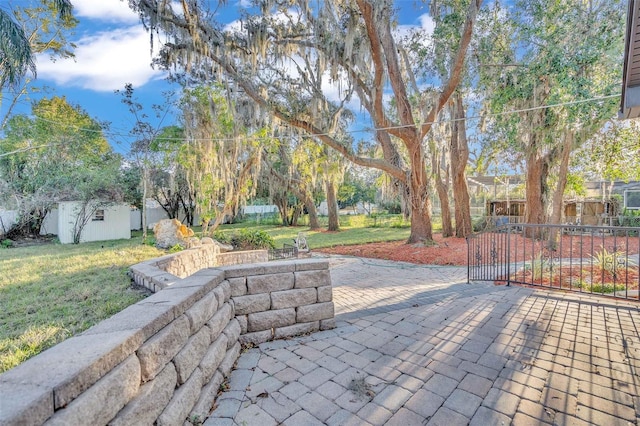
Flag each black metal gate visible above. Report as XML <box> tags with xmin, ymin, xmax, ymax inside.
<box><xmin>467</xmin><ymin>223</ymin><xmax>640</xmax><ymax>301</ymax></box>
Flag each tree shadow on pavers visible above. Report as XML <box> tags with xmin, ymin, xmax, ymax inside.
<box><xmin>322</xmin><ymin>291</ymin><xmax>527</xmax><ymax>423</ymax></box>
<box><xmin>331</xmin><ymin>286</ymin><xmax>638</xmax><ymax>425</ymax></box>
<box><xmin>479</xmin><ymin>290</ymin><xmax>640</xmax><ymax>425</ymax></box>
<box><xmin>336</xmin><ymin>280</ymin><xmax>506</xmax><ymax>321</ymax></box>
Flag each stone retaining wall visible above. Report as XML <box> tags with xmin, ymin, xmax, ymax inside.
<box><xmin>0</xmin><ymin>253</ymin><xmax>333</xmax><ymax>426</ymax></box>
<box><xmin>131</xmin><ymin>244</ymin><xmax>269</xmax><ymax>284</ymax></box>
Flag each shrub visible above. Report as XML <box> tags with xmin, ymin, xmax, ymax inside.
<box><xmin>472</xmin><ymin>217</ymin><xmax>491</xmax><ymax>232</ymax></box>
<box><xmin>211</xmin><ymin>230</ymin><xmax>231</xmax><ymax>245</ymax></box>
<box><xmin>1</xmin><ymin>239</ymin><xmax>13</xmax><ymax>249</ymax></box>
<box><xmin>590</xmin><ymin>247</ymin><xmax>635</xmax><ymax>280</ymax></box>
<box><xmin>168</xmin><ymin>244</ymin><xmax>184</xmax><ymax>253</ymax></box>
<box><xmin>230</xmin><ymin>229</ymin><xmax>276</xmax><ymax>250</ymax></box>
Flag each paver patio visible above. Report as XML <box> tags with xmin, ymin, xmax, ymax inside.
<box><xmin>205</xmin><ymin>255</ymin><xmax>640</xmax><ymax>425</ymax></box>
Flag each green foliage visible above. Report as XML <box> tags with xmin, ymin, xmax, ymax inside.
<box><xmin>575</xmin><ymin>280</ymin><xmax>627</xmax><ymax>294</ymax></box>
<box><xmin>1</xmin><ymin>239</ymin><xmax>14</xmax><ymax>249</ymax></box>
<box><xmin>231</xmin><ymin>229</ymin><xmax>276</xmax><ymax>250</ymax></box>
<box><xmin>0</xmin><ymin>0</ymin><xmax>76</xmax><ymax>89</ymax></box>
<box><xmin>590</xmin><ymin>247</ymin><xmax>635</xmax><ymax>279</ymax></box>
<box><xmin>211</xmin><ymin>230</ymin><xmax>231</xmax><ymax>245</ymax></box>
<box><xmin>0</xmin><ymin>96</ymin><xmax>123</xmax><ymax>236</ymax></box>
<box><xmin>575</xmin><ymin>119</ymin><xmax>640</xmax><ymax>183</ymax></box>
<box><xmin>168</xmin><ymin>244</ymin><xmax>184</xmax><ymax>253</ymax></box>
<box><xmin>477</xmin><ymin>0</ymin><xmax>625</xmax><ymax>218</ymax></box>
<box><xmin>178</xmin><ymin>84</ymin><xmax>262</xmax><ymax>233</ymax></box>
<box><xmin>526</xmin><ymin>252</ymin><xmax>553</xmax><ymax>281</ymax></box>
<box><xmin>472</xmin><ymin>217</ymin><xmax>493</xmax><ymax>232</ymax></box>
<box><xmin>214</xmin><ymin>218</ymin><xmax>414</xmax><ymax>249</ymax></box>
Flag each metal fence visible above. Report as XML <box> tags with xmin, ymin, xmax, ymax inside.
<box><xmin>467</xmin><ymin>223</ymin><xmax>640</xmax><ymax>301</ymax></box>
<box><xmin>268</xmin><ymin>243</ymin><xmax>299</xmax><ymax>261</ymax></box>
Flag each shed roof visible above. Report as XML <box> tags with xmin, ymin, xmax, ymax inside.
<box><xmin>621</xmin><ymin>0</ymin><xmax>640</xmax><ymax>118</ymax></box>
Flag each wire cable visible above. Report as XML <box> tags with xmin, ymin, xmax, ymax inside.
<box><xmin>1</xmin><ymin>93</ymin><xmax>620</xmax><ymax>146</ymax></box>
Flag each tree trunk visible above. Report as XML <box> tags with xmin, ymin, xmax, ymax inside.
<box><xmin>291</xmin><ymin>204</ymin><xmax>302</xmax><ymax>226</ymax></box>
<box><xmin>432</xmin><ymin>150</ymin><xmax>453</xmax><ymax>237</ymax></box>
<box><xmin>305</xmin><ymin>198</ymin><xmax>320</xmax><ymax>230</ymax></box>
<box><xmin>407</xmin><ymin>150</ymin><xmax>433</xmax><ymax>243</ymax></box>
<box><xmin>141</xmin><ymin>165</ymin><xmax>148</xmax><ymax>242</ymax></box>
<box><xmin>549</xmin><ymin>132</ymin><xmax>573</xmax><ymax>226</ymax></box>
<box><xmin>524</xmin><ymin>142</ymin><xmax>551</xmax><ymax>239</ymax></box>
<box><xmin>275</xmin><ymin>196</ymin><xmax>290</xmax><ymax>226</ymax></box>
<box><xmin>449</xmin><ymin>93</ymin><xmax>472</xmax><ymax>238</ymax></box>
<box><xmin>547</xmin><ymin>131</ymin><xmax>574</xmax><ymax>247</ymax></box>
<box><xmin>326</xmin><ymin>180</ymin><xmax>340</xmax><ymax>231</ymax></box>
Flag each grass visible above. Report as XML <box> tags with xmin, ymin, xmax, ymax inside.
<box><xmin>0</xmin><ymin>214</ymin><xmax>428</xmax><ymax>372</ymax></box>
<box><xmin>214</xmin><ymin>223</ymin><xmax>411</xmax><ymax>248</ymax></box>
<box><xmin>208</xmin><ymin>213</ymin><xmax>437</xmax><ymax>249</ymax></box>
<box><xmin>0</xmin><ymin>237</ymin><xmax>163</xmax><ymax>373</ymax></box>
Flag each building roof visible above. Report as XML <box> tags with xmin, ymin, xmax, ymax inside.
<box><xmin>621</xmin><ymin>0</ymin><xmax>640</xmax><ymax>118</ymax></box>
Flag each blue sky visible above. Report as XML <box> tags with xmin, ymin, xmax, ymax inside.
<box><xmin>1</xmin><ymin>0</ymin><xmax>434</xmax><ymax>156</ymax></box>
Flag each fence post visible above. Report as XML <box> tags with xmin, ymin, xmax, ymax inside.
<box><xmin>466</xmin><ymin>236</ymin><xmax>470</xmax><ymax>284</ymax></box>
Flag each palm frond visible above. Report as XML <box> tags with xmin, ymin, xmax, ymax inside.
<box><xmin>0</xmin><ymin>9</ymin><xmax>36</xmax><ymax>88</ymax></box>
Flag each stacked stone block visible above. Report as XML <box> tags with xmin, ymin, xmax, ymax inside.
<box><xmin>0</xmin><ymin>257</ymin><xmax>333</xmax><ymax>426</ymax></box>
<box><xmin>229</xmin><ymin>261</ymin><xmax>335</xmax><ymax>346</ymax></box>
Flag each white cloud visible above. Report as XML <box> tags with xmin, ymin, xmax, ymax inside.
<box><xmin>71</xmin><ymin>0</ymin><xmax>139</xmax><ymax>24</ymax></box>
<box><xmin>395</xmin><ymin>13</ymin><xmax>435</xmax><ymax>41</ymax></box>
<box><xmin>236</xmin><ymin>0</ymin><xmax>253</xmax><ymax>8</ymax></box>
<box><xmin>35</xmin><ymin>26</ymin><xmax>165</xmax><ymax>92</ymax></box>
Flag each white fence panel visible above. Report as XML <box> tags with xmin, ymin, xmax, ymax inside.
<box><xmin>130</xmin><ymin>208</ymin><xmax>142</xmax><ymax>230</ymax></box>
<box><xmin>0</xmin><ymin>209</ymin><xmax>17</xmax><ymax>236</ymax></box>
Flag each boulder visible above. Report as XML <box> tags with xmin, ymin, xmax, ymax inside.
<box><xmin>153</xmin><ymin>219</ymin><xmax>195</xmax><ymax>249</ymax></box>
<box><xmin>201</xmin><ymin>236</ymin><xmax>233</xmax><ymax>252</ymax></box>
<box><xmin>213</xmin><ymin>240</ymin><xmax>234</xmax><ymax>252</ymax></box>
<box><xmin>185</xmin><ymin>237</ymin><xmax>202</xmax><ymax>249</ymax></box>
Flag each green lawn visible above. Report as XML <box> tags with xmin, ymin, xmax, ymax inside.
<box><xmin>0</xmin><ymin>237</ymin><xmax>163</xmax><ymax>372</ymax></box>
<box><xmin>215</xmin><ymin>222</ymin><xmax>412</xmax><ymax>248</ymax></box>
<box><xmin>0</xmin><ymin>215</ymin><xmax>424</xmax><ymax>372</ymax></box>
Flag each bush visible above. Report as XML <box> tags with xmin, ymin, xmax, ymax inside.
<box><xmin>168</xmin><ymin>244</ymin><xmax>184</xmax><ymax>253</ymax></box>
<box><xmin>1</xmin><ymin>239</ymin><xmax>14</xmax><ymax>249</ymax></box>
<box><xmin>472</xmin><ymin>217</ymin><xmax>492</xmax><ymax>232</ymax></box>
<box><xmin>211</xmin><ymin>230</ymin><xmax>231</xmax><ymax>245</ymax></box>
<box><xmin>229</xmin><ymin>229</ymin><xmax>276</xmax><ymax>250</ymax></box>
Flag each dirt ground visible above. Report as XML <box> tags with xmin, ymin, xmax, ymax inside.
<box><xmin>316</xmin><ymin>232</ymin><xmax>640</xmax><ymax>266</ymax></box>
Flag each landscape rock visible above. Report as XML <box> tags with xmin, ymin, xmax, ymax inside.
<box><xmin>153</xmin><ymin>219</ymin><xmax>195</xmax><ymax>249</ymax></box>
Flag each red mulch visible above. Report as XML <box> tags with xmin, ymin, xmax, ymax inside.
<box><xmin>315</xmin><ymin>234</ymin><xmax>469</xmax><ymax>265</ymax></box>
<box><xmin>315</xmin><ymin>232</ymin><xmax>640</xmax><ymax>267</ymax></box>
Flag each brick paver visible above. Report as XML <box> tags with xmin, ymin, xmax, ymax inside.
<box><xmin>205</xmin><ymin>255</ymin><xmax>640</xmax><ymax>425</ymax></box>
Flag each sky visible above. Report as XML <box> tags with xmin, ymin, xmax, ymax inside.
<box><xmin>1</xmin><ymin>0</ymin><xmax>434</xmax><ymax>156</ymax></box>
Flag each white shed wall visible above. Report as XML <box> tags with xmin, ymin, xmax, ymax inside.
<box><xmin>40</xmin><ymin>208</ymin><xmax>59</xmax><ymax>235</ymax></box>
<box><xmin>57</xmin><ymin>201</ymin><xmax>130</xmax><ymax>244</ymax></box>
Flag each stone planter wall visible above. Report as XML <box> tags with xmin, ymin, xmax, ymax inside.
<box><xmin>0</xmin><ymin>253</ymin><xmax>333</xmax><ymax>426</ymax></box>
<box><xmin>129</xmin><ymin>245</ymin><xmax>269</xmax><ymax>291</ymax></box>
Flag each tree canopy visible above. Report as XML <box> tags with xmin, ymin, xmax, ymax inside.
<box><xmin>128</xmin><ymin>0</ymin><xmax>482</xmax><ymax>243</ymax></box>
<box><xmin>0</xmin><ymin>96</ymin><xmax>122</xmax><ymax>236</ymax></box>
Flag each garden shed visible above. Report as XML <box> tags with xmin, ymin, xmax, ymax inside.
<box><xmin>56</xmin><ymin>201</ymin><xmax>130</xmax><ymax>244</ymax></box>
<box><xmin>563</xmin><ymin>199</ymin><xmax>618</xmax><ymax>226</ymax></box>
<box><xmin>485</xmin><ymin>199</ymin><xmax>526</xmax><ymax>224</ymax></box>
